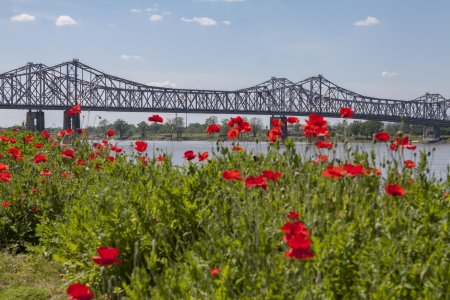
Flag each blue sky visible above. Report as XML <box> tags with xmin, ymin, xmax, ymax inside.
<box><xmin>0</xmin><ymin>0</ymin><xmax>449</xmax><ymax>127</ymax></box>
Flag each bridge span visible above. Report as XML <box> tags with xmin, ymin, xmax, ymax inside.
<box><xmin>1</xmin><ymin>59</ymin><xmax>449</xmax><ymax>141</ymax></box>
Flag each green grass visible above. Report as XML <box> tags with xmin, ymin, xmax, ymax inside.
<box><xmin>0</xmin><ymin>251</ymin><xmax>65</xmax><ymax>299</ymax></box>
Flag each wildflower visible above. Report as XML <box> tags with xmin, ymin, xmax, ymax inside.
<box><xmin>62</xmin><ymin>149</ymin><xmax>75</xmax><ymax>159</ymax></box>
<box><xmin>0</xmin><ymin>172</ymin><xmax>13</xmax><ymax>182</ymax></box>
<box><xmin>287</xmin><ymin>211</ymin><xmax>300</xmax><ymax>220</ymax></box>
<box><xmin>76</xmin><ymin>159</ymin><xmax>86</xmax><ymax>165</ymax></box>
<box><xmin>390</xmin><ymin>136</ymin><xmax>416</xmax><ymax>151</ymax></box>
<box><xmin>344</xmin><ymin>163</ymin><xmax>365</xmax><ymax>176</ymax></box>
<box><xmin>322</xmin><ymin>165</ymin><xmax>344</xmax><ymax>178</ymax></box>
<box><xmin>66</xmin><ymin>128</ymin><xmax>73</xmax><ymax>135</ymax></box>
<box><xmin>404</xmin><ymin>160</ymin><xmax>415</xmax><ymax>168</ymax></box>
<box><xmin>210</xmin><ymin>267</ymin><xmax>220</xmax><ymax>277</ymax></box>
<box><xmin>206</xmin><ymin>124</ymin><xmax>221</xmax><ymax>135</ymax></box>
<box><xmin>227</xmin><ymin>128</ymin><xmax>239</xmax><ymax>140</ymax></box>
<box><xmin>92</xmin><ymin>246</ymin><xmax>121</xmax><ymax>266</ymax></box>
<box><xmin>67</xmin><ymin>283</ymin><xmax>94</xmax><ymax>300</ymax></box>
<box><xmin>315</xmin><ymin>155</ymin><xmax>328</xmax><ymax>163</ymax></box>
<box><xmin>385</xmin><ymin>184</ymin><xmax>406</xmax><ymax>196</ymax></box>
<box><xmin>156</xmin><ymin>155</ymin><xmax>165</xmax><ymax>162</ymax></box>
<box><xmin>245</xmin><ymin>175</ymin><xmax>268</xmax><ymax>190</ymax></box>
<box><xmin>106</xmin><ymin>129</ymin><xmax>115</xmax><ymax>137</ymax></box>
<box><xmin>339</xmin><ymin>107</ymin><xmax>353</xmax><ymax>118</ymax></box>
<box><xmin>374</xmin><ymin>131</ymin><xmax>390</xmax><ymax>142</ymax></box>
<box><xmin>222</xmin><ymin>170</ymin><xmax>242</xmax><ymax>180</ymax></box>
<box><xmin>271</xmin><ymin>119</ymin><xmax>285</xmax><ymax>127</ymax></box>
<box><xmin>2</xmin><ymin>201</ymin><xmax>10</xmax><ymax>207</ymax></box>
<box><xmin>262</xmin><ymin>170</ymin><xmax>282</xmax><ymax>181</ymax></box>
<box><xmin>286</xmin><ymin>116</ymin><xmax>300</xmax><ymax>124</ymax></box>
<box><xmin>0</xmin><ymin>163</ymin><xmax>8</xmax><ymax>171</ymax></box>
<box><xmin>8</xmin><ymin>138</ymin><xmax>16</xmax><ymax>144</ymax></box>
<box><xmin>302</xmin><ymin>114</ymin><xmax>329</xmax><ymax>138</ymax></box>
<box><xmin>228</xmin><ymin>116</ymin><xmax>244</xmax><ymax>127</ymax></box>
<box><xmin>24</xmin><ymin>135</ymin><xmax>34</xmax><ymax>143</ymax></box>
<box><xmin>67</xmin><ymin>104</ymin><xmax>81</xmax><ymax>115</ymax></box>
<box><xmin>110</xmin><ymin>146</ymin><xmax>123</xmax><ymax>153</ymax></box>
<box><xmin>315</xmin><ymin>140</ymin><xmax>333</xmax><ymax>149</ymax></box>
<box><xmin>40</xmin><ymin>169</ymin><xmax>52</xmax><ymax>176</ymax></box>
<box><xmin>148</xmin><ymin>114</ymin><xmax>163</xmax><ymax>123</ymax></box>
<box><xmin>198</xmin><ymin>151</ymin><xmax>209</xmax><ymax>161</ymax></box>
<box><xmin>281</xmin><ymin>220</ymin><xmax>315</xmax><ymax>260</ymax></box>
<box><xmin>41</xmin><ymin>130</ymin><xmax>51</xmax><ymax>138</ymax></box>
<box><xmin>232</xmin><ymin>145</ymin><xmax>244</xmax><ymax>151</ymax></box>
<box><xmin>134</xmin><ymin>141</ymin><xmax>148</xmax><ymax>152</ymax></box>
<box><xmin>34</xmin><ymin>154</ymin><xmax>47</xmax><ymax>164</ymax></box>
<box><xmin>34</xmin><ymin>143</ymin><xmax>43</xmax><ymax>149</ymax></box>
<box><xmin>183</xmin><ymin>150</ymin><xmax>196</xmax><ymax>161</ymax></box>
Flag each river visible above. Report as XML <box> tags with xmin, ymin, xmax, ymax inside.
<box><xmin>109</xmin><ymin>140</ymin><xmax>450</xmax><ymax>179</ymax></box>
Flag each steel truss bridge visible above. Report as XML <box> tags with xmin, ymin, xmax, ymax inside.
<box><xmin>0</xmin><ymin>59</ymin><xmax>449</xmax><ymax>135</ymax></box>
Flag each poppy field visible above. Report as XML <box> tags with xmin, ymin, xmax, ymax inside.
<box><xmin>1</xmin><ymin>107</ymin><xmax>450</xmax><ymax>299</ymax></box>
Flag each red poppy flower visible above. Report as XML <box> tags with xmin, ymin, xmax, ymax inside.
<box><xmin>24</xmin><ymin>135</ymin><xmax>34</xmax><ymax>143</ymax></box>
<box><xmin>286</xmin><ymin>116</ymin><xmax>300</xmax><ymax>124</ymax></box>
<box><xmin>339</xmin><ymin>107</ymin><xmax>354</xmax><ymax>118</ymax></box>
<box><xmin>390</xmin><ymin>136</ymin><xmax>416</xmax><ymax>151</ymax></box>
<box><xmin>0</xmin><ymin>163</ymin><xmax>8</xmax><ymax>171</ymax></box>
<box><xmin>57</xmin><ymin>130</ymin><xmax>66</xmax><ymax>139</ymax></box>
<box><xmin>322</xmin><ymin>165</ymin><xmax>344</xmax><ymax>178</ymax></box>
<box><xmin>315</xmin><ymin>155</ymin><xmax>328</xmax><ymax>163</ymax></box>
<box><xmin>156</xmin><ymin>155</ymin><xmax>165</xmax><ymax>162</ymax></box>
<box><xmin>227</xmin><ymin>128</ymin><xmax>239</xmax><ymax>140</ymax></box>
<box><xmin>222</xmin><ymin>170</ymin><xmax>242</xmax><ymax>180</ymax></box>
<box><xmin>302</xmin><ymin>114</ymin><xmax>329</xmax><ymax>138</ymax></box>
<box><xmin>183</xmin><ymin>150</ymin><xmax>196</xmax><ymax>161</ymax></box>
<box><xmin>62</xmin><ymin>149</ymin><xmax>75</xmax><ymax>159</ymax></box>
<box><xmin>34</xmin><ymin>143</ymin><xmax>43</xmax><ymax>149</ymax></box>
<box><xmin>404</xmin><ymin>160</ymin><xmax>415</xmax><ymax>168</ymax></box>
<box><xmin>0</xmin><ymin>135</ymin><xmax>8</xmax><ymax>142</ymax></box>
<box><xmin>374</xmin><ymin>132</ymin><xmax>390</xmax><ymax>142</ymax></box>
<box><xmin>198</xmin><ymin>151</ymin><xmax>209</xmax><ymax>161</ymax></box>
<box><xmin>2</xmin><ymin>201</ymin><xmax>10</xmax><ymax>207</ymax></box>
<box><xmin>0</xmin><ymin>172</ymin><xmax>13</xmax><ymax>182</ymax></box>
<box><xmin>281</xmin><ymin>221</ymin><xmax>311</xmax><ymax>250</ymax></box>
<box><xmin>364</xmin><ymin>167</ymin><xmax>382</xmax><ymax>176</ymax></box>
<box><xmin>262</xmin><ymin>170</ymin><xmax>282</xmax><ymax>181</ymax></box>
<box><xmin>237</xmin><ymin>121</ymin><xmax>252</xmax><ymax>133</ymax></box>
<box><xmin>271</xmin><ymin>119</ymin><xmax>285</xmax><ymax>127</ymax></box>
<box><xmin>8</xmin><ymin>138</ymin><xmax>16</xmax><ymax>144</ymax></box>
<box><xmin>40</xmin><ymin>169</ymin><xmax>52</xmax><ymax>176</ymax></box>
<box><xmin>66</xmin><ymin>128</ymin><xmax>73</xmax><ymax>135</ymax></box>
<box><xmin>385</xmin><ymin>184</ymin><xmax>406</xmax><ymax>196</ymax></box>
<box><xmin>76</xmin><ymin>159</ymin><xmax>86</xmax><ymax>165</ymax></box>
<box><xmin>61</xmin><ymin>173</ymin><xmax>71</xmax><ymax>178</ymax></box>
<box><xmin>41</xmin><ymin>130</ymin><xmax>51</xmax><ymax>138</ymax></box>
<box><xmin>231</xmin><ymin>145</ymin><xmax>244</xmax><ymax>151</ymax></box>
<box><xmin>210</xmin><ymin>267</ymin><xmax>220</xmax><ymax>277</ymax></box>
<box><xmin>34</xmin><ymin>154</ymin><xmax>47</xmax><ymax>164</ymax></box>
<box><xmin>148</xmin><ymin>114</ymin><xmax>164</xmax><ymax>123</ymax></box>
<box><xmin>287</xmin><ymin>211</ymin><xmax>300</xmax><ymax>220</ymax></box>
<box><xmin>89</xmin><ymin>153</ymin><xmax>96</xmax><ymax>160</ymax></box>
<box><xmin>285</xmin><ymin>248</ymin><xmax>315</xmax><ymax>260</ymax></box>
<box><xmin>315</xmin><ymin>140</ymin><xmax>333</xmax><ymax>149</ymax></box>
<box><xmin>106</xmin><ymin>129</ymin><xmax>115</xmax><ymax>137</ymax></box>
<box><xmin>107</xmin><ymin>156</ymin><xmax>115</xmax><ymax>162</ymax></box>
<box><xmin>344</xmin><ymin>163</ymin><xmax>364</xmax><ymax>176</ymax></box>
<box><xmin>206</xmin><ymin>124</ymin><xmax>221</xmax><ymax>135</ymax></box>
<box><xmin>77</xmin><ymin>129</ymin><xmax>84</xmax><ymax>134</ymax></box>
<box><xmin>245</xmin><ymin>175</ymin><xmax>268</xmax><ymax>190</ymax></box>
<box><xmin>228</xmin><ymin>116</ymin><xmax>244</xmax><ymax>127</ymax></box>
<box><xmin>67</xmin><ymin>104</ymin><xmax>81</xmax><ymax>115</ymax></box>
<box><xmin>267</xmin><ymin>129</ymin><xmax>281</xmax><ymax>142</ymax></box>
<box><xmin>67</xmin><ymin>283</ymin><xmax>94</xmax><ymax>300</ymax></box>
<box><xmin>134</xmin><ymin>141</ymin><xmax>148</xmax><ymax>152</ymax></box>
<box><xmin>92</xmin><ymin>246</ymin><xmax>121</xmax><ymax>266</ymax></box>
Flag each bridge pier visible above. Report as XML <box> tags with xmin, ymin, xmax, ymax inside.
<box><xmin>423</xmin><ymin>125</ymin><xmax>440</xmax><ymax>142</ymax></box>
<box><xmin>25</xmin><ymin>110</ymin><xmax>45</xmax><ymax>131</ymax></box>
<box><xmin>63</xmin><ymin>110</ymin><xmax>81</xmax><ymax>131</ymax></box>
<box><xmin>270</xmin><ymin>115</ymin><xmax>288</xmax><ymax>139</ymax></box>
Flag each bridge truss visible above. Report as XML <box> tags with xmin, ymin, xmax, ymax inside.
<box><xmin>0</xmin><ymin>59</ymin><xmax>449</xmax><ymax>126</ymax></box>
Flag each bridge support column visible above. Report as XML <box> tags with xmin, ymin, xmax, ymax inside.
<box><xmin>26</xmin><ymin>110</ymin><xmax>45</xmax><ymax>131</ymax></box>
<box><xmin>63</xmin><ymin>110</ymin><xmax>80</xmax><ymax>131</ymax></box>
<box><xmin>423</xmin><ymin>125</ymin><xmax>440</xmax><ymax>142</ymax></box>
<box><xmin>270</xmin><ymin>116</ymin><xmax>288</xmax><ymax>140</ymax></box>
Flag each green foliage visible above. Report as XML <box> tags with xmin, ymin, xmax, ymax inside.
<box><xmin>0</xmin><ymin>286</ymin><xmax>50</xmax><ymax>300</ymax></box>
<box><xmin>1</xmin><ymin>129</ymin><xmax>450</xmax><ymax>299</ymax></box>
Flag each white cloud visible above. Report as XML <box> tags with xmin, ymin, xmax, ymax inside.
<box><xmin>162</xmin><ymin>11</ymin><xmax>172</xmax><ymax>15</ymax></box>
<box><xmin>10</xmin><ymin>13</ymin><xmax>36</xmax><ymax>22</ymax></box>
<box><xmin>149</xmin><ymin>14</ymin><xmax>163</xmax><ymax>22</ymax></box>
<box><xmin>381</xmin><ymin>71</ymin><xmax>397</xmax><ymax>78</ymax></box>
<box><xmin>130</xmin><ymin>8</ymin><xmax>142</xmax><ymax>13</ymax></box>
<box><xmin>353</xmin><ymin>16</ymin><xmax>380</xmax><ymax>26</ymax></box>
<box><xmin>148</xmin><ymin>81</ymin><xmax>176</xmax><ymax>88</ymax></box>
<box><xmin>55</xmin><ymin>15</ymin><xmax>77</xmax><ymax>27</ymax></box>
<box><xmin>120</xmin><ymin>54</ymin><xmax>142</xmax><ymax>60</ymax></box>
<box><xmin>221</xmin><ymin>20</ymin><xmax>231</xmax><ymax>26</ymax></box>
<box><xmin>180</xmin><ymin>17</ymin><xmax>217</xmax><ymax>26</ymax></box>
